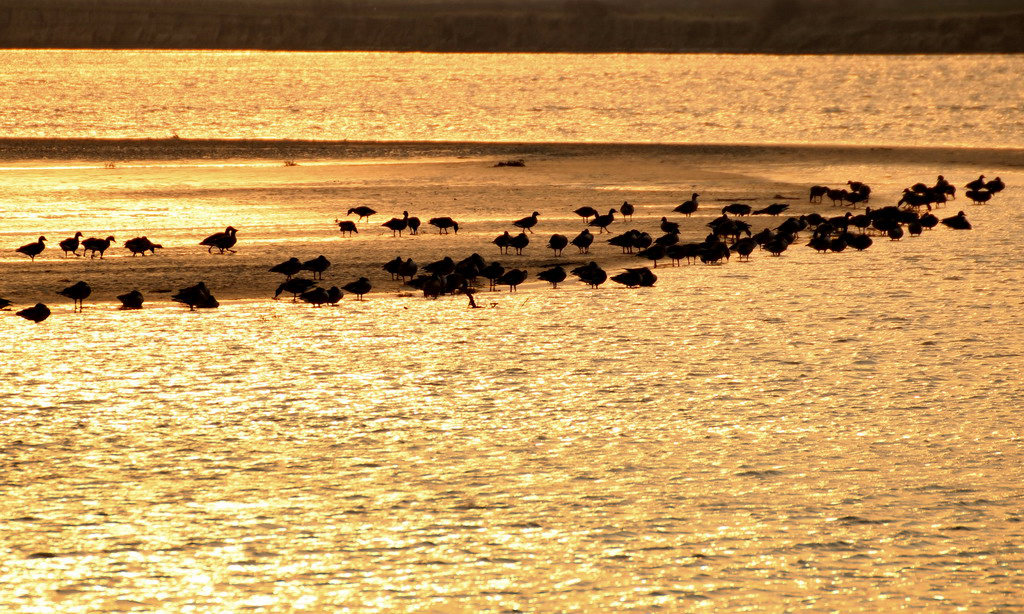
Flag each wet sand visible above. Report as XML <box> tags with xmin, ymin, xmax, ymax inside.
<box><xmin>1</xmin><ymin>140</ymin><xmax>1020</xmax><ymax>306</ymax></box>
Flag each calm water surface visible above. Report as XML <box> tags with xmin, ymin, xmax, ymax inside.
<box><xmin>1</xmin><ymin>51</ymin><xmax>1023</xmax><ymax>147</ymax></box>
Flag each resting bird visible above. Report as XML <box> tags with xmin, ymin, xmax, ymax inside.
<box><xmin>342</xmin><ymin>277</ymin><xmax>372</xmax><ymax>300</ymax></box>
<box><xmin>965</xmin><ymin>175</ymin><xmax>986</xmax><ymax>191</ymax></box>
<box><xmin>16</xmin><ymin>236</ymin><xmax>46</xmax><ymax>261</ymax></box>
<box><xmin>300</xmin><ymin>286</ymin><xmax>330</xmax><ymax>307</ymax></box>
<box><xmin>509</xmin><ymin>232</ymin><xmax>530</xmax><ymax>255</ymax></box>
<box><xmin>407</xmin><ymin>216</ymin><xmax>421</xmax><ymax>235</ymax></box>
<box><xmin>117</xmin><ymin>290</ymin><xmax>145</xmax><ymax>310</ymax></box>
<box><xmin>513</xmin><ymin>211</ymin><xmax>540</xmax><ymax>234</ymax></box>
<box><xmin>941</xmin><ymin>211</ymin><xmax>972</xmax><ymax>230</ymax></box>
<box><xmin>200</xmin><ymin>226</ymin><xmax>238</xmax><ymax>254</ymax></box>
<box><xmin>537</xmin><ymin>265</ymin><xmax>567</xmax><ymax>288</ymax></box>
<box><xmin>571</xmin><ymin>261</ymin><xmax>607</xmax><ymax>288</ymax></box>
<box><xmin>301</xmin><ymin>255</ymin><xmax>331</xmax><ymax>280</ymax></box>
<box><xmin>985</xmin><ymin>177</ymin><xmax>1004</xmax><ymax>194</ymax></box>
<box><xmin>660</xmin><ymin>217</ymin><xmax>680</xmax><ymax>235</ymax></box>
<box><xmin>82</xmin><ymin>235</ymin><xmax>116</xmax><ymax>259</ymax></box>
<box><xmin>493</xmin><ymin>231</ymin><xmax>512</xmax><ymax>254</ymax></box>
<box><xmin>347</xmin><ymin>206</ymin><xmax>377</xmax><ymax>222</ymax></box>
<box><xmin>124</xmin><ymin>236</ymin><xmax>162</xmax><ymax>256</ymax></box>
<box><xmin>173</xmin><ymin>282</ymin><xmax>218</xmax><ymax>310</ymax></box>
<box><xmin>480</xmin><ymin>262</ymin><xmax>505</xmax><ymax>290</ymax></box>
<box><xmin>269</xmin><ymin>257</ymin><xmax>303</xmax><ymax>278</ymax></box>
<box><xmin>325</xmin><ymin>286</ymin><xmax>343</xmax><ymax>305</ymax></box>
<box><xmin>612</xmin><ymin>267</ymin><xmax>656</xmax><ymax>288</ymax></box>
<box><xmin>636</xmin><ymin>244</ymin><xmax>667</xmax><ymax>268</ymax></box>
<box><xmin>59</xmin><ymin>232</ymin><xmax>83</xmax><ymax>257</ymax></box>
<box><xmin>274</xmin><ymin>278</ymin><xmax>316</xmax><ymax>301</ymax></box>
<box><xmin>753</xmin><ymin>203</ymin><xmax>789</xmax><ymax>216</ymax></box>
<box><xmin>619</xmin><ymin>201</ymin><xmax>635</xmax><ymax>221</ymax></box>
<box><xmin>17</xmin><ymin>303</ymin><xmax>50</xmax><ymax>323</ymax></box>
<box><xmin>428</xmin><ymin>216</ymin><xmax>460</xmax><ymax>234</ymax></box>
<box><xmin>547</xmin><ymin>234</ymin><xmax>568</xmax><ymax>256</ymax></box>
<box><xmin>57</xmin><ymin>281</ymin><xmax>91</xmax><ymax>312</ymax></box>
<box><xmin>571</xmin><ymin>229</ymin><xmax>594</xmax><ymax>253</ymax></box>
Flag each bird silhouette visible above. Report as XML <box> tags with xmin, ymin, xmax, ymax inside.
<box><xmin>59</xmin><ymin>232</ymin><xmax>83</xmax><ymax>257</ymax></box>
<box><xmin>619</xmin><ymin>201</ymin><xmax>635</xmax><ymax>221</ymax></box>
<box><xmin>493</xmin><ymin>231</ymin><xmax>513</xmax><ymax>254</ymax></box>
<box><xmin>753</xmin><ymin>203</ymin><xmax>789</xmax><ymax>216</ymax></box>
<box><xmin>382</xmin><ymin>211</ymin><xmax>410</xmax><ymax>237</ymax></box>
<box><xmin>274</xmin><ymin>278</ymin><xmax>316</xmax><ymax>301</ymax></box>
<box><xmin>573</xmin><ymin>206</ymin><xmax>598</xmax><ymax>222</ymax></box>
<box><xmin>117</xmin><ymin>289</ymin><xmax>145</xmax><ymax>310</ymax></box>
<box><xmin>301</xmin><ymin>255</ymin><xmax>331</xmax><ymax>280</ymax></box>
<box><xmin>722</xmin><ymin>203</ymin><xmax>752</xmax><ymax>216</ymax></box>
<box><xmin>16</xmin><ymin>303</ymin><xmax>50</xmax><ymax>323</ymax></box>
<box><xmin>571</xmin><ymin>261</ymin><xmax>607</xmax><ymax>288</ymax></box>
<box><xmin>335</xmin><ymin>220</ymin><xmax>358</xmax><ymax>236</ymax></box>
<box><xmin>347</xmin><ymin>206</ymin><xmax>377</xmax><ymax>222</ymax></box>
<box><xmin>124</xmin><ymin>236</ymin><xmax>162</xmax><ymax>256</ymax></box>
<box><xmin>428</xmin><ymin>217</ymin><xmax>460</xmax><ymax>234</ymax></box>
<box><xmin>0</xmin><ymin>297</ymin><xmax>11</xmax><ymax>310</ymax></box>
<box><xmin>660</xmin><ymin>217</ymin><xmax>680</xmax><ymax>235</ymax></box>
<box><xmin>81</xmin><ymin>235</ymin><xmax>116</xmax><ymax>259</ymax></box>
<box><xmin>172</xmin><ymin>282</ymin><xmax>219</xmax><ymax>310</ymax></box>
<box><xmin>571</xmin><ymin>229</ymin><xmax>594</xmax><ymax>253</ymax></box>
<box><xmin>200</xmin><ymin>226</ymin><xmax>237</xmax><ymax>254</ymax></box>
<box><xmin>300</xmin><ymin>286</ymin><xmax>330</xmax><ymax>307</ymax></box>
<box><xmin>513</xmin><ymin>211</ymin><xmax>540</xmax><ymax>234</ymax></box>
<box><xmin>269</xmin><ymin>257</ymin><xmax>303</xmax><ymax>278</ymax></box>
<box><xmin>342</xmin><ymin>277</ymin><xmax>372</xmax><ymax>300</ymax></box>
<box><xmin>407</xmin><ymin>216</ymin><xmax>421</xmax><ymax>235</ymax></box>
<box><xmin>496</xmin><ymin>268</ymin><xmax>527</xmax><ymax>292</ymax></box>
<box><xmin>57</xmin><ymin>281</ymin><xmax>91</xmax><ymax>312</ymax></box>
<box><xmin>941</xmin><ymin>211</ymin><xmax>972</xmax><ymax>230</ymax></box>
<box><xmin>588</xmin><ymin>208</ymin><xmax>617</xmax><ymax>233</ymax></box>
<box><xmin>16</xmin><ymin>236</ymin><xmax>46</xmax><ymax>261</ymax></box>
<box><xmin>547</xmin><ymin>234</ymin><xmax>568</xmax><ymax>256</ymax></box>
<box><xmin>510</xmin><ymin>232</ymin><xmax>530</xmax><ymax>255</ymax></box>
<box><xmin>674</xmin><ymin>193</ymin><xmax>699</xmax><ymax>216</ymax></box>
<box><xmin>537</xmin><ymin>265</ymin><xmax>567</xmax><ymax>288</ymax></box>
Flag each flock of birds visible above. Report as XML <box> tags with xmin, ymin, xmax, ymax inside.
<box><xmin>1</xmin><ymin>174</ymin><xmax>1006</xmax><ymax>322</ymax></box>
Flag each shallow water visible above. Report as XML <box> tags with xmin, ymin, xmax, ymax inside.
<box><xmin>1</xmin><ymin>51</ymin><xmax>1023</xmax><ymax>147</ymax></box>
<box><xmin>2</xmin><ymin>172</ymin><xmax>1023</xmax><ymax>610</ymax></box>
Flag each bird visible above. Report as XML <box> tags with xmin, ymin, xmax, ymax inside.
<box><xmin>547</xmin><ymin>234</ymin><xmax>568</xmax><ymax>256</ymax></box>
<box><xmin>301</xmin><ymin>255</ymin><xmax>331</xmax><ymax>280</ymax></box>
<box><xmin>200</xmin><ymin>226</ymin><xmax>238</xmax><ymax>254</ymax></box>
<box><xmin>612</xmin><ymin>267</ymin><xmax>656</xmax><ymax>288</ymax></box>
<box><xmin>571</xmin><ymin>229</ymin><xmax>594</xmax><ymax>253</ymax></box>
<box><xmin>660</xmin><ymin>217</ymin><xmax>680</xmax><ymax>235</ymax></box>
<box><xmin>428</xmin><ymin>217</ymin><xmax>460</xmax><ymax>234</ymax></box>
<box><xmin>589</xmin><ymin>208</ymin><xmax>617</xmax><ymax>233</ymax></box>
<box><xmin>513</xmin><ymin>211</ymin><xmax>540</xmax><ymax>234</ymax></box>
<box><xmin>347</xmin><ymin>206</ymin><xmax>377</xmax><ymax>222</ymax></box>
<box><xmin>325</xmin><ymin>286</ymin><xmax>343</xmax><ymax>305</ymax></box>
<box><xmin>57</xmin><ymin>281</ymin><xmax>91</xmax><ymax>312</ymax></box>
<box><xmin>269</xmin><ymin>257</ymin><xmax>303</xmax><ymax>278</ymax></box>
<box><xmin>335</xmin><ymin>220</ymin><xmax>358</xmax><ymax>236</ymax></box>
<box><xmin>59</xmin><ymin>232</ymin><xmax>83</xmax><ymax>257</ymax></box>
<box><xmin>941</xmin><ymin>211</ymin><xmax>972</xmax><ymax>230</ymax></box>
<box><xmin>117</xmin><ymin>290</ymin><xmax>145</xmax><ymax>310</ymax></box>
<box><xmin>407</xmin><ymin>216</ymin><xmax>421</xmax><ymax>235</ymax></box>
<box><xmin>382</xmin><ymin>211</ymin><xmax>410</xmax><ymax>237</ymax></box>
<box><xmin>0</xmin><ymin>297</ymin><xmax>11</xmax><ymax>310</ymax></box>
<box><xmin>809</xmin><ymin>186</ymin><xmax>828</xmax><ymax>202</ymax></box>
<box><xmin>753</xmin><ymin>203</ymin><xmax>789</xmax><ymax>216</ymax></box>
<box><xmin>16</xmin><ymin>303</ymin><xmax>50</xmax><ymax>323</ymax></box>
<box><xmin>480</xmin><ymin>262</ymin><xmax>505</xmax><ymax>290</ymax></box>
<box><xmin>299</xmin><ymin>286</ymin><xmax>330</xmax><ymax>307</ymax></box>
<box><xmin>722</xmin><ymin>203</ymin><xmax>752</xmax><ymax>216</ymax></box>
<box><xmin>965</xmin><ymin>189</ymin><xmax>992</xmax><ymax>205</ymax></box>
<box><xmin>274</xmin><ymin>278</ymin><xmax>316</xmax><ymax>301</ymax></box>
<box><xmin>342</xmin><ymin>277</ymin><xmax>372</xmax><ymax>300</ymax></box>
<box><xmin>619</xmin><ymin>201</ymin><xmax>635</xmax><ymax>221</ymax></box>
<box><xmin>730</xmin><ymin>237</ymin><xmax>758</xmax><ymax>260</ymax></box>
<box><xmin>172</xmin><ymin>282</ymin><xmax>218</xmax><ymax>310</ymax></box>
<box><xmin>15</xmin><ymin>236</ymin><xmax>46</xmax><ymax>261</ymax></box>
<box><xmin>124</xmin><ymin>236</ymin><xmax>162</xmax><ymax>256</ymax></box>
<box><xmin>82</xmin><ymin>235</ymin><xmax>116</xmax><ymax>259</ymax></box>
<box><xmin>985</xmin><ymin>177</ymin><xmax>1005</xmax><ymax>194</ymax></box>
<box><xmin>493</xmin><ymin>231</ymin><xmax>513</xmax><ymax>254</ymax></box>
<box><xmin>496</xmin><ymin>268</ymin><xmax>527</xmax><ymax>292</ymax></box>
<box><xmin>573</xmin><ymin>206</ymin><xmax>598</xmax><ymax>222</ymax></box>
<box><xmin>397</xmin><ymin>258</ymin><xmax>418</xmax><ymax>281</ymax></box>
<box><xmin>509</xmin><ymin>232</ymin><xmax>530</xmax><ymax>255</ymax></box>
<box><xmin>636</xmin><ymin>244</ymin><xmax>667</xmax><ymax>268</ymax></box>
<box><xmin>424</xmin><ymin>256</ymin><xmax>456</xmax><ymax>277</ymax></box>
<box><xmin>537</xmin><ymin>265</ymin><xmax>567</xmax><ymax>288</ymax></box>
<box><xmin>674</xmin><ymin>193</ymin><xmax>699</xmax><ymax>216</ymax></box>
<box><xmin>965</xmin><ymin>175</ymin><xmax>986</xmax><ymax>191</ymax></box>
<box><xmin>571</xmin><ymin>261</ymin><xmax>606</xmax><ymax>288</ymax></box>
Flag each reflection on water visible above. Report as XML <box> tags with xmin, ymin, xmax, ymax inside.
<box><xmin>1</xmin><ymin>51</ymin><xmax>1023</xmax><ymax>147</ymax></box>
<box><xmin>2</xmin><ymin>192</ymin><xmax>1023</xmax><ymax>610</ymax></box>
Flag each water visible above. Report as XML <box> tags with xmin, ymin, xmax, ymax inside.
<box><xmin>1</xmin><ymin>51</ymin><xmax>1023</xmax><ymax>147</ymax></box>
<box><xmin>2</xmin><ymin>51</ymin><xmax>1024</xmax><ymax>611</ymax></box>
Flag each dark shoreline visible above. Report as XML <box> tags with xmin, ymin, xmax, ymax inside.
<box><xmin>2</xmin><ymin>138</ymin><xmax>1024</xmax><ymax>167</ymax></box>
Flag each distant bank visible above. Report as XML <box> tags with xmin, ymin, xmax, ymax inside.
<box><xmin>1</xmin><ymin>0</ymin><xmax>1023</xmax><ymax>53</ymax></box>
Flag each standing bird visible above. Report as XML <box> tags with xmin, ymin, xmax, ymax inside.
<box><xmin>16</xmin><ymin>236</ymin><xmax>46</xmax><ymax>261</ymax></box>
<box><xmin>965</xmin><ymin>190</ymin><xmax>992</xmax><ymax>205</ymax></box>
<box><xmin>493</xmin><ymin>231</ymin><xmax>513</xmax><ymax>254</ymax></box>
<box><xmin>325</xmin><ymin>286</ymin><xmax>343</xmax><ymax>305</ymax></box>
<box><xmin>200</xmin><ymin>226</ymin><xmax>238</xmax><ymax>254</ymax></box>
<box><xmin>496</xmin><ymin>268</ymin><xmax>527</xmax><ymax>292</ymax></box>
<box><xmin>722</xmin><ymin>203</ymin><xmax>752</xmax><ymax>216</ymax></box>
<box><xmin>428</xmin><ymin>217</ymin><xmax>460</xmax><ymax>234</ymax></box>
<box><xmin>16</xmin><ymin>303</ymin><xmax>50</xmax><ymax>323</ymax></box>
<box><xmin>753</xmin><ymin>203</ymin><xmax>789</xmax><ymax>216</ymax></box>
<box><xmin>407</xmin><ymin>216</ymin><xmax>421</xmax><ymax>235</ymax></box>
<box><xmin>571</xmin><ymin>229</ymin><xmax>594</xmax><ymax>253</ymax></box>
<box><xmin>619</xmin><ymin>201</ymin><xmax>635</xmax><ymax>221</ymax></box>
<box><xmin>547</xmin><ymin>233</ymin><xmax>568</xmax><ymax>256</ymax></box>
<box><xmin>59</xmin><ymin>232</ymin><xmax>83</xmax><ymax>257</ymax></box>
<box><xmin>124</xmin><ymin>236</ymin><xmax>162</xmax><ymax>256</ymax></box>
<box><xmin>509</xmin><ymin>232</ymin><xmax>530</xmax><ymax>255</ymax></box>
<box><xmin>660</xmin><ymin>217</ymin><xmax>680</xmax><ymax>235</ymax></box>
<box><xmin>347</xmin><ymin>206</ymin><xmax>377</xmax><ymax>222</ymax></box>
<box><xmin>537</xmin><ymin>265</ymin><xmax>567</xmax><ymax>288</ymax></box>
<box><xmin>269</xmin><ymin>257</ymin><xmax>303</xmax><ymax>278</ymax></box>
<box><xmin>674</xmin><ymin>193</ymin><xmax>699</xmax><ymax>216</ymax></box>
<box><xmin>941</xmin><ymin>211</ymin><xmax>972</xmax><ymax>230</ymax></box>
<box><xmin>513</xmin><ymin>211</ymin><xmax>540</xmax><ymax>234</ymax></box>
<box><xmin>985</xmin><ymin>177</ymin><xmax>1005</xmax><ymax>194</ymax></box>
<box><xmin>117</xmin><ymin>290</ymin><xmax>145</xmax><ymax>310</ymax></box>
<box><xmin>480</xmin><ymin>262</ymin><xmax>505</xmax><ymax>291</ymax></box>
<box><xmin>573</xmin><ymin>206</ymin><xmax>598</xmax><ymax>222</ymax></box>
<box><xmin>335</xmin><ymin>220</ymin><xmax>358</xmax><ymax>236</ymax></box>
<box><xmin>301</xmin><ymin>255</ymin><xmax>331</xmax><ymax>280</ymax></box>
<box><xmin>299</xmin><ymin>286</ymin><xmax>330</xmax><ymax>307</ymax></box>
<box><xmin>82</xmin><ymin>235</ymin><xmax>116</xmax><ymax>259</ymax></box>
<box><xmin>57</xmin><ymin>281</ymin><xmax>91</xmax><ymax>312</ymax></box>
<box><xmin>382</xmin><ymin>211</ymin><xmax>410</xmax><ymax>237</ymax></box>
<box><xmin>274</xmin><ymin>278</ymin><xmax>316</xmax><ymax>301</ymax></box>
<box><xmin>588</xmin><ymin>208</ymin><xmax>617</xmax><ymax>233</ymax></box>
<box><xmin>571</xmin><ymin>261</ymin><xmax>607</xmax><ymax>288</ymax></box>
<box><xmin>173</xmin><ymin>282</ymin><xmax>219</xmax><ymax>310</ymax></box>
<box><xmin>342</xmin><ymin>277</ymin><xmax>372</xmax><ymax>300</ymax></box>
<box><xmin>965</xmin><ymin>175</ymin><xmax>986</xmax><ymax>191</ymax></box>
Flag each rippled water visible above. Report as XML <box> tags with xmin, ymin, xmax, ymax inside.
<box><xmin>1</xmin><ymin>51</ymin><xmax>1023</xmax><ymax>147</ymax></box>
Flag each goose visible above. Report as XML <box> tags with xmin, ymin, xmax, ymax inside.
<box><xmin>674</xmin><ymin>193</ymin><xmax>700</xmax><ymax>216</ymax></box>
<box><xmin>407</xmin><ymin>215</ymin><xmax>421</xmax><ymax>235</ymax></box>
<box><xmin>397</xmin><ymin>258</ymin><xmax>418</xmax><ymax>281</ymax></box>
<box><xmin>660</xmin><ymin>217</ymin><xmax>680</xmax><ymax>234</ymax></box>
<box><xmin>626</xmin><ymin>267</ymin><xmax>657</xmax><ymax>287</ymax></box>
<box><xmin>424</xmin><ymin>256</ymin><xmax>456</xmax><ymax>277</ymax></box>
<box><xmin>807</xmin><ymin>234</ymin><xmax>832</xmax><ymax>253</ymax></box>
<box><xmin>16</xmin><ymin>303</ymin><xmax>50</xmax><ymax>323</ymax></box>
<box><xmin>609</xmin><ymin>230</ymin><xmax>639</xmax><ymax>253</ymax></box>
<box><xmin>81</xmin><ymin>235</ymin><xmax>116</xmax><ymax>259</ymax></box>
<box><xmin>537</xmin><ymin>265</ymin><xmax>566</xmax><ymax>288</ymax></box>
<box><xmin>513</xmin><ymin>211</ymin><xmax>540</xmax><ymax>234</ymax></box>
<box><xmin>730</xmin><ymin>237</ymin><xmax>758</xmax><ymax>260</ymax></box>
<box><xmin>347</xmin><ymin>206</ymin><xmax>377</xmax><ymax>222</ymax></box>
<box><xmin>124</xmin><ymin>236</ymin><xmax>162</xmax><ymax>256</ymax></box>
<box><xmin>753</xmin><ymin>203</ymin><xmax>789</xmax><ymax>216</ymax></box>
<box><xmin>301</xmin><ymin>255</ymin><xmax>331</xmax><ymax>280</ymax></box>
<box><xmin>920</xmin><ymin>212</ymin><xmax>939</xmax><ymax>229</ymax></box>
<box><xmin>611</xmin><ymin>269</ymin><xmax>644</xmax><ymax>288</ymax></box>
<box><xmin>933</xmin><ymin>176</ymin><xmax>956</xmax><ymax>199</ymax></box>
<box><xmin>763</xmin><ymin>237</ymin><xmax>789</xmax><ymax>257</ymax></box>
<box><xmin>666</xmin><ymin>242</ymin><xmax>701</xmax><ymax>265</ymax></box>
<box><xmin>269</xmin><ymin>257</ymin><xmax>303</xmax><ymax>278</ymax></box>
<box><xmin>825</xmin><ymin>188</ymin><xmax>848</xmax><ymax>206</ymax></box>
<box><xmin>941</xmin><ymin>211</ymin><xmax>972</xmax><ymax>230</ymax></box>
<box><xmin>907</xmin><ymin>221</ymin><xmax>923</xmax><ymax>236</ymax></box>
<box><xmin>300</xmin><ymin>286</ymin><xmax>330</xmax><ymax>307</ymax></box>
<box><xmin>985</xmin><ymin>177</ymin><xmax>1004</xmax><ymax>194</ymax></box>
<box><xmin>496</xmin><ymin>269</ymin><xmax>527</xmax><ymax>292</ymax></box>
<box><xmin>59</xmin><ymin>232</ymin><xmax>83</xmax><ymax>257</ymax></box>
<box><xmin>57</xmin><ymin>281</ymin><xmax>91</xmax><ymax>311</ymax></box>
<box><xmin>722</xmin><ymin>203</ymin><xmax>752</xmax><ymax>216</ymax></box>
<box><xmin>965</xmin><ymin>189</ymin><xmax>992</xmax><ymax>205</ymax></box>
<box><xmin>456</xmin><ymin>253</ymin><xmax>485</xmax><ymax>281</ymax></box>
<box><xmin>382</xmin><ymin>211</ymin><xmax>410</xmax><ymax>237</ymax></box>
<box><xmin>636</xmin><ymin>244</ymin><xmax>667</xmax><ymax>268</ymax></box>
<box><xmin>172</xmin><ymin>282</ymin><xmax>218</xmax><ymax>310</ymax></box>
<box><xmin>830</xmin><ymin>235</ymin><xmax>849</xmax><ymax>251</ymax></box>
<box><xmin>480</xmin><ymin>262</ymin><xmax>505</xmax><ymax>290</ymax></box>
<box><xmin>16</xmin><ymin>236</ymin><xmax>46</xmax><ymax>261</ymax></box>
<box><xmin>619</xmin><ymin>201</ymin><xmax>635</xmax><ymax>221</ymax></box>
<box><xmin>342</xmin><ymin>277</ymin><xmax>372</xmax><ymax>300</ymax></box>
<box><xmin>965</xmin><ymin>175</ymin><xmax>986</xmax><ymax>191</ymax></box>
<box><xmin>493</xmin><ymin>231</ymin><xmax>512</xmax><ymax>254</ymax></box>
<box><xmin>547</xmin><ymin>234</ymin><xmax>568</xmax><ymax>256</ymax></box>
<box><xmin>335</xmin><ymin>220</ymin><xmax>358</xmax><ymax>236</ymax></box>
<box><xmin>509</xmin><ymin>232</ymin><xmax>530</xmax><ymax>255</ymax></box>
<box><xmin>809</xmin><ymin>186</ymin><xmax>828</xmax><ymax>202</ymax></box>
<box><xmin>654</xmin><ymin>232</ymin><xmax>679</xmax><ymax>247</ymax></box>
<box><xmin>200</xmin><ymin>226</ymin><xmax>237</xmax><ymax>254</ymax></box>
<box><xmin>428</xmin><ymin>216</ymin><xmax>460</xmax><ymax>234</ymax></box>
<box><xmin>274</xmin><ymin>278</ymin><xmax>316</xmax><ymax>301</ymax></box>
<box><xmin>326</xmin><ymin>286</ymin><xmax>343</xmax><ymax>305</ymax></box>
<box><xmin>570</xmin><ymin>229</ymin><xmax>594</xmax><ymax>253</ymax></box>
<box><xmin>846</xmin><ymin>233</ymin><xmax>873</xmax><ymax>251</ymax></box>
<box><xmin>571</xmin><ymin>261</ymin><xmax>606</xmax><ymax>288</ymax></box>
<box><xmin>117</xmin><ymin>289</ymin><xmax>144</xmax><ymax>310</ymax></box>
<box><xmin>588</xmin><ymin>208</ymin><xmax>617</xmax><ymax>233</ymax></box>
<box><xmin>383</xmin><ymin>256</ymin><xmax>404</xmax><ymax>280</ymax></box>
<box><xmin>573</xmin><ymin>206</ymin><xmax>598</xmax><ymax>222</ymax></box>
